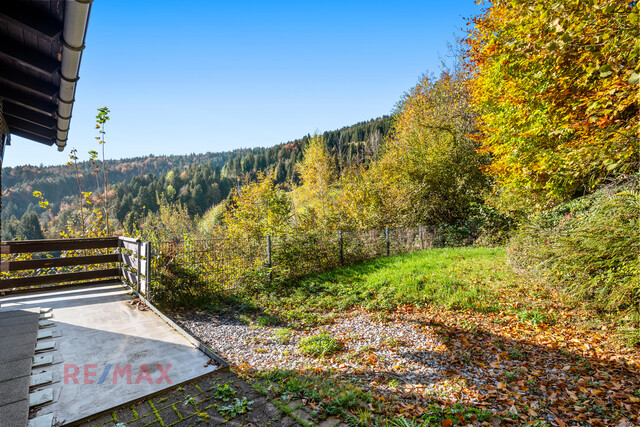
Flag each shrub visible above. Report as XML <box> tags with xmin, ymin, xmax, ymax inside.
<box><xmin>271</xmin><ymin>231</ymin><xmax>340</xmax><ymax>279</ymax></box>
<box><xmin>509</xmin><ymin>181</ymin><xmax>640</xmax><ymax>343</ymax></box>
<box><xmin>298</xmin><ymin>334</ymin><xmax>342</xmax><ymax>357</ymax></box>
<box><xmin>151</xmin><ymin>262</ymin><xmax>212</xmax><ymax>308</ymax></box>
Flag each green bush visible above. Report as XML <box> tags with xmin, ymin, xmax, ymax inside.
<box><xmin>298</xmin><ymin>333</ymin><xmax>342</xmax><ymax>357</ymax></box>
<box><xmin>509</xmin><ymin>182</ymin><xmax>640</xmax><ymax>343</ymax></box>
<box><xmin>151</xmin><ymin>262</ymin><xmax>213</xmax><ymax>308</ymax></box>
<box><xmin>271</xmin><ymin>231</ymin><xmax>340</xmax><ymax>279</ymax></box>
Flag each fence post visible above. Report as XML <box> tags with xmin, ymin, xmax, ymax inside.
<box><xmin>266</xmin><ymin>235</ymin><xmax>272</xmax><ymax>268</ymax></box>
<box><xmin>118</xmin><ymin>237</ymin><xmax>123</xmax><ymax>280</ymax></box>
<box><xmin>145</xmin><ymin>242</ymin><xmax>151</xmax><ymax>300</ymax></box>
<box><xmin>385</xmin><ymin>226</ymin><xmax>390</xmax><ymax>256</ymax></box>
<box><xmin>136</xmin><ymin>239</ymin><xmax>142</xmax><ymax>293</ymax></box>
<box><xmin>419</xmin><ymin>225</ymin><xmax>423</xmax><ymax>249</ymax></box>
<box><xmin>338</xmin><ymin>230</ymin><xmax>343</xmax><ymax>265</ymax></box>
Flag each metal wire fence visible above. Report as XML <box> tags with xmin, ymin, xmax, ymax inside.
<box><xmin>154</xmin><ymin>237</ymin><xmax>266</xmax><ymax>291</ymax></box>
<box><xmin>150</xmin><ymin>225</ymin><xmax>446</xmax><ymax>304</ymax></box>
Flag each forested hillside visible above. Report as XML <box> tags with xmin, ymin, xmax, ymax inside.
<box><xmin>1</xmin><ymin>152</ymin><xmax>233</xmax><ymax>218</ymax></box>
<box><xmin>1</xmin><ymin>116</ymin><xmax>391</xmax><ymax>239</ymax></box>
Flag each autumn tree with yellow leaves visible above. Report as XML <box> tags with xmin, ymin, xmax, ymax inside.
<box><xmin>372</xmin><ymin>72</ymin><xmax>489</xmax><ymax>227</ymax></box>
<box><xmin>466</xmin><ymin>0</ymin><xmax>640</xmax><ymax>212</ymax></box>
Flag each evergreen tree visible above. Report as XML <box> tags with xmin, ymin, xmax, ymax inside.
<box><xmin>18</xmin><ymin>212</ymin><xmax>44</xmax><ymax>240</ymax></box>
<box><xmin>2</xmin><ymin>215</ymin><xmax>20</xmax><ymax>240</ymax></box>
<box><xmin>275</xmin><ymin>162</ymin><xmax>287</xmax><ymax>183</ymax></box>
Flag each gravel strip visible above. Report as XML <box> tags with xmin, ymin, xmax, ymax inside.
<box><xmin>174</xmin><ymin>311</ymin><xmax>453</xmax><ymax>386</ymax></box>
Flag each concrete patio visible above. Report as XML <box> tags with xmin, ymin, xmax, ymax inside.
<box><xmin>0</xmin><ymin>283</ymin><xmax>224</xmax><ymax>426</ymax></box>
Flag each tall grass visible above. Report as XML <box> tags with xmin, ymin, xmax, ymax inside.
<box><xmin>509</xmin><ymin>182</ymin><xmax>640</xmax><ymax>344</ymax></box>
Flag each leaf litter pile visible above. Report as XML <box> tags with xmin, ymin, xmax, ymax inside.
<box><xmin>176</xmin><ymin>248</ymin><xmax>640</xmax><ymax>426</ymax></box>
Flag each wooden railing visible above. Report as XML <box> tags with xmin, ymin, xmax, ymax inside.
<box><xmin>0</xmin><ymin>237</ymin><xmax>150</xmax><ymax>295</ymax></box>
<box><xmin>119</xmin><ymin>237</ymin><xmax>151</xmax><ymax>296</ymax></box>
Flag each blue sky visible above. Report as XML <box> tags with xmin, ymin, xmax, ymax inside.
<box><xmin>4</xmin><ymin>1</ymin><xmax>482</xmax><ymax>167</ymax></box>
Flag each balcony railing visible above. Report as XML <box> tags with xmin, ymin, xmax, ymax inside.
<box><xmin>0</xmin><ymin>237</ymin><xmax>150</xmax><ymax>295</ymax></box>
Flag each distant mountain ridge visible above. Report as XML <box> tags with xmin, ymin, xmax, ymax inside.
<box><xmin>1</xmin><ymin>116</ymin><xmax>393</xmax><ymax>238</ymax></box>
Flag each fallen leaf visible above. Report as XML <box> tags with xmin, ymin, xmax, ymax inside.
<box><xmin>555</xmin><ymin>417</ymin><xmax>567</xmax><ymax>427</ymax></box>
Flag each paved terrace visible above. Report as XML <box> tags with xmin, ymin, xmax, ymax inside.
<box><xmin>0</xmin><ymin>283</ymin><xmax>222</xmax><ymax>426</ymax></box>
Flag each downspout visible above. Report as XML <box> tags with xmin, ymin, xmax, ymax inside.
<box><xmin>56</xmin><ymin>0</ymin><xmax>93</xmax><ymax>152</ymax></box>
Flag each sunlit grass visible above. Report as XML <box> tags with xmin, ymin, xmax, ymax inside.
<box><xmin>261</xmin><ymin>247</ymin><xmax>510</xmax><ymax>320</ymax></box>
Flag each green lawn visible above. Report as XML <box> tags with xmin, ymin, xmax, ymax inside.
<box><xmin>256</xmin><ymin>246</ymin><xmax>523</xmax><ymax>326</ymax></box>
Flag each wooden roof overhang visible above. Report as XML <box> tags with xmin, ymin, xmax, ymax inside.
<box><xmin>0</xmin><ymin>0</ymin><xmax>92</xmax><ymax>157</ymax></box>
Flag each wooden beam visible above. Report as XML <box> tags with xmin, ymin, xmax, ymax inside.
<box><xmin>1</xmin><ymin>254</ymin><xmax>120</xmax><ymax>272</ymax></box>
<box><xmin>1</xmin><ymin>237</ymin><xmax>120</xmax><ymax>254</ymax></box>
<box><xmin>0</xmin><ymin>268</ymin><xmax>121</xmax><ymax>290</ymax></box>
<box><xmin>2</xmin><ymin>103</ymin><xmax>57</xmax><ymax>129</ymax></box>
<box><xmin>0</xmin><ymin>79</ymin><xmax>56</xmax><ymax>104</ymax></box>
<box><xmin>0</xmin><ymin>85</ymin><xmax>57</xmax><ymax>117</ymax></box>
<box><xmin>0</xmin><ymin>279</ymin><xmax>123</xmax><ymax>296</ymax></box>
<box><xmin>0</xmin><ymin>64</ymin><xmax>58</xmax><ymax>98</ymax></box>
<box><xmin>0</xmin><ymin>3</ymin><xmax>62</xmax><ymax>41</ymax></box>
<box><xmin>121</xmin><ymin>253</ymin><xmax>147</xmax><ymax>272</ymax></box>
<box><xmin>7</xmin><ymin>115</ymin><xmax>55</xmax><ymax>132</ymax></box>
<box><xmin>6</xmin><ymin>117</ymin><xmax>55</xmax><ymax>141</ymax></box>
<box><xmin>9</xmin><ymin>129</ymin><xmax>55</xmax><ymax>146</ymax></box>
<box><xmin>0</xmin><ymin>35</ymin><xmax>60</xmax><ymax>75</ymax></box>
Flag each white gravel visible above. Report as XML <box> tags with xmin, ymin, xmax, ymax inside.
<box><xmin>174</xmin><ymin>311</ymin><xmax>453</xmax><ymax>388</ymax></box>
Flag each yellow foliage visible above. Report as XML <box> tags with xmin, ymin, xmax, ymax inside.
<box><xmin>293</xmin><ymin>134</ymin><xmax>342</xmax><ymax>231</ymax></box>
<box><xmin>467</xmin><ymin>0</ymin><xmax>640</xmax><ymax>211</ymax></box>
<box><xmin>224</xmin><ymin>173</ymin><xmax>293</xmax><ymax>241</ymax></box>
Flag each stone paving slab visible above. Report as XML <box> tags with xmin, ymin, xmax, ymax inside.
<box><xmin>37</xmin><ymin>329</ymin><xmax>53</xmax><ymax>340</ymax></box>
<box><xmin>2</xmin><ymin>330</ymin><xmax>39</xmax><ymax>350</ymax></box>
<box><xmin>0</xmin><ymin>342</ymin><xmax>38</xmax><ymax>364</ymax></box>
<box><xmin>28</xmin><ymin>413</ymin><xmax>55</xmax><ymax>427</ymax></box>
<box><xmin>0</xmin><ymin>320</ymin><xmax>39</xmax><ymax>338</ymax></box>
<box><xmin>0</xmin><ymin>312</ymin><xmax>40</xmax><ymax>327</ymax></box>
<box><xmin>31</xmin><ymin>354</ymin><xmax>53</xmax><ymax>368</ymax></box>
<box><xmin>29</xmin><ymin>388</ymin><xmax>54</xmax><ymax>407</ymax></box>
<box><xmin>30</xmin><ymin>372</ymin><xmax>53</xmax><ymax>388</ymax></box>
<box><xmin>0</xmin><ymin>310</ymin><xmax>39</xmax><ymax>320</ymax></box>
<box><xmin>0</xmin><ymin>399</ymin><xmax>29</xmax><ymax>427</ymax></box>
<box><xmin>0</xmin><ymin>358</ymin><xmax>33</xmax><ymax>382</ymax></box>
<box><xmin>80</xmin><ymin>370</ymin><xmax>301</xmax><ymax>427</ymax></box>
<box><xmin>0</xmin><ymin>308</ymin><xmax>39</xmax><ymax>427</ymax></box>
<box><xmin>0</xmin><ymin>375</ymin><xmax>32</xmax><ymax>407</ymax></box>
